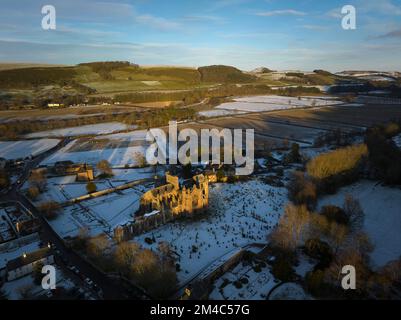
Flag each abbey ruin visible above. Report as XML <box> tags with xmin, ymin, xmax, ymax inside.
<box><xmin>114</xmin><ymin>173</ymin><xmax>209</xmax><ymax>241</ymax></box>
<box><xmin>139</xmin><ymin>173</ymin><xmax>209</xmax><ymax>216</ymax></box>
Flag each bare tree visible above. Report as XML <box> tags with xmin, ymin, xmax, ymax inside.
<box><xmin>29</xmin><ymin>171</ymin><xmax>47</xmax><ymax>192</ymax></box>
<box><xmin>87</xmin><ymin>234</ymin><xmax>110</xmax><ymax>259</ymax></box>
<box><xmin>133</xmin><ymin>152</ymin><xmax>146</xmax><ymax>168</ymax></box>
<box><xmin>18</xmin><ymin>284</ymin><xmax>34</xmax><ymax>300</ymax></box>
<box><xmin>97</xmin><ymin>159</ymin><xmax>113</xmax><ymax>176</ymax></box>
<box><xmin>114</xmin><ymin>242</ymin><xmax>140</xmax><ymax>273</ymax></box>
<box><xmin>270</xmin><ymin>204</ymin><xmax>311</xmax><ymax>250</ymax></box>
<box><xmin>343</xmin><ymin>194</ymin><xmax>364</xmax><ymax>232</ymax></box>
<box><xmin>328</xmin><ymin>221</ymin><xmax>348</xmax><ymax>254</ymax></box>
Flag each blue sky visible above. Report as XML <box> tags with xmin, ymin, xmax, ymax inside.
<box><xmin>0</xmin><ymin>0</ymin><xmax>400</xmax><ymax>71</ymax></box>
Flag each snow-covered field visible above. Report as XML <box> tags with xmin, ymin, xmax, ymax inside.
<box><xmin>198</xmin><ymin>109</ymin><xmax>246</xmax><ymax>118</ymax></box>
<box><xmin>214</xmin><ymin>95</ymin><xmax>343</xmax><ymax>114</ymax></box>
<box><xmin>0</xmin><ymin>139</ymin><xmax>60</xmax><ymax>160</ymax></box>
<box><xmin>0</xmin><ymin>112</ymin><xmax>118</xmax><ymax>123</ymax></box>
<box><xmin>49</xmin><ymin>184</ymin><xmax>151</xmax><ymax>239</ymax></box>
<box><xmin>269</xmin><ymin>283</ymin><xmax>309</xmax><ymax>300</ymax></box>
<box><xmin>393</xmin><ymin>134</ymin><xmax>401</xmax><ymax>148</ymax></box>
<box><xmin>40</xmin><ymin>128</ymin><xmax>171</xmax><ymax>167</ymax></box>
<box><xmin>25</xmin><ymin>122</ymin><xmax>130</xmax><ymax>138</ymax></box>
<box><xmin>41</xmin><ymin>139</ymin><xmax>147</xmax><ymax>167</ymax></box>
<box><xmin>26</xmin><ymin>168</ymin><xmax>155</xmax><ymax>205</ymax></box>
<box><xmin>134</xmin><ymin>180</ymin><xmax>287</xmax><ymax>283</ymax></box>
<box><xmin>209</xmin><ymin>260</ymin><xmax>277</xmax><ymax>300</ymax></box>
<box><xmin>318</xmin><ymin>180</ymin><xmax>401</xmax><ymax>267</ymax></box>
<box><xmin>97</xmin><ymin>130</ymin><xmax>148</xmax><ymax>142</ymax></box>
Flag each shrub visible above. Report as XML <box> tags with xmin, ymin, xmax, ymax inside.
<box><xmin>131</xmin><ymin>249</ymin><xmax>178</xmax><ymax>298</ymax></box>
<box><xmin>86</xmin><ymin>182</ymin><xmax>97</xmax><ymax>194</ymax></box>
<box><xmin>284</xmin><ymin>143</ymin><xmax>301</xmax><ymax>164</ymax></box>
<box><xmin>305</xmin><ymin>270</ymin><xmax>326</xmax><ymax>296</ymax></box>
<box><xmin>320</xmin><ymin>205</ymin><xmax>349</xmax><ymax>225</ymax></box>
<box><xmin>288</xmin><ymin>171</ymin><xmax>317</xmax><ymax>209</ymax></box>
<box><xmin>198</xmin><ymin>65</ymin><xmax>256</xmax><ymax>83</ymax></box>
<box><xmin>133</xmin><ymin>152</ymin><xmax>146</xmax><ymax>168</ymax></box>
<box><xmin>271</xmin><ymin>256</ymin><xmax>295</xmax><ymax>282</ymax></box>
<box><xmin>383</xmin><ymin>122</ymin><xmax>400</xmax><ymax>138</ymax></box>
<box><xmin>307</xmin><ymin>144</ymin><xmax>368</xmax><ymax>180</ymax></box>
<box><xmin>0</xmin><ymin>170</ymin><xmax>10</xmax><ymax>189</ymax></box>
<box><xmin>96</xmin><ymin>160</ymin><xmax>113</xmax><ymax>176</ymax></box>
<box><xmin>38</xmin><ymin>201</ymin><xmax>61</xmax><ymax>220</ymax></box>
<box><xmin>303</xmin><ymin>238</ymin><xmax>333</xmax><ymax>270</ymax></box>
<box><xmin>342</xmin><ymin>195</ymin><xmax>364</xmax><ymax>232</ymax></box>
<box><xmin>270</xmin><ymin>204</ymin><xmax>311</xmax><ymax>251</ymax></box>
<box><xmin>32</xmin><ymin>261</ymin><xmax>45</xmax><ymax>285</ymax></box>
<box><xmin>366</xmin><ymin>128</ymin><xmax>401</xmax><ymax>184</ymax></box>
<box><xmin>27</xmin><ymin>186</ymin><xmax>40</xmax><ymax>200</ymax></box>
<box><xmin>306</xmin><ymin>144</ymin><xmax>368</xmax><ymax>193</ymax></box>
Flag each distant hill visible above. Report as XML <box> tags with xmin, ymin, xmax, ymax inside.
<box><xmin>198</xmin><ymin>65</ymin><xmax>256</xmax><ymax>83</ymax></box>
<box><xmin>0</xmin><ymin>62</ymin><xmax>258</xmax><ymax>90</ymax></box>
<box><xmin>0</xmin><ymin>66</ymin><xmax>77</xmax><ymax>88</ymax></box>
<box><xmin>0</xmin><ymin>63</ymin><xmax>67</xmax><ymax>71</ymax></box>
<box><xmin>250</xmin><ymin>67</ymin><xmax>274</xmax><ymax>74</ymax></box>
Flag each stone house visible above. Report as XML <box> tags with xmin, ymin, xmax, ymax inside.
<box><xmin>6</xmin><ymin>248</ymin><xmax>54</xmax><ymax>281</ymax></box>
<box><xmin>53</xmin><ymin>161</ymin><xmax>94</xmax><ymax>181</ymax></box>
<box><xmin>76</xmin><ymin>164</ymin><xmax>94</xmax><ymax>182</ymax></box>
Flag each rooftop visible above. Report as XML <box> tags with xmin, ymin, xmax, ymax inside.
<box><xmin>6</xmin><ymin>247</ymin><xmax>52</xmax><ymax>270</ymax></box>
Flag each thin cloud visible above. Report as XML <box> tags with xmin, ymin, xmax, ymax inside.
<box><xmin>325</xmin><ymin>7</ymin><xmax>343</xmax><ymax>19</ymax></box>
<box><xmin>135</xmin><ymin>14</ymin><xmax>181</xmax><ymax>30</ymax></box>
<box><xmin>182</xmin><ymin>15</ymin><xmax>226</xmax><ymax>23</ymax></box>
<box><xmin>361</xmin><ymin>0</ymin><xmax>401</xmax><ymax>16</ymax></box>
<box><xmin>375</xmin><ymin>28</ymin><xmax>401</xmax><ymax>39</ymax></box>
<box><xmin>256</xmin><ymin>10</ymin><xmax>307</xmax><ymax>17</ymax></box>
<box><xmin>301</xmin><ymin>24</ymin><xmax>329</xmax><ymax>31</ymax></box>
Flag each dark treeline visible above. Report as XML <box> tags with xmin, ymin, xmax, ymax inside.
<box><xmin>79</xmin><ymin>61</ymin><xmax>137</xmax><ymax>80</ymax></box>
<box><xmin>365</xmin><ymin>122</ymin><xmax>401</xmax><ymax>184</ymax></box>
<box><xmin>198</xmin><ymin>65</ymin><xmax>256</xmax><ymax>83</ymax></box>
<box><xmin>0</xmin><ymin>67</ymin><xmax>77</xmax><ymax>88</ymax></box>
<box><xmin>329</xmin><ymin>81</ymin><xmax>401</xmax><ymax>98</ymax></box>
<box><xmin>115</xmin><ymin>84</ymin><xmax>321</xmax><ymax>105</ymax></box>
<box><xmin>0</xmin><ymin>106</ymin><xmax>196</xmax><ymax>139</ymax></box>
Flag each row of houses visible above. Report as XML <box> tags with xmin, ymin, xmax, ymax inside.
<box><xmin>32</xmin><ymin>161</ymin><xmax>94</xmax><ymax>182</ymax></box>
<box><xmin>4</xmin><ymin>247</ymin><xmax>54</xmax><ymax>282</ymax></box>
